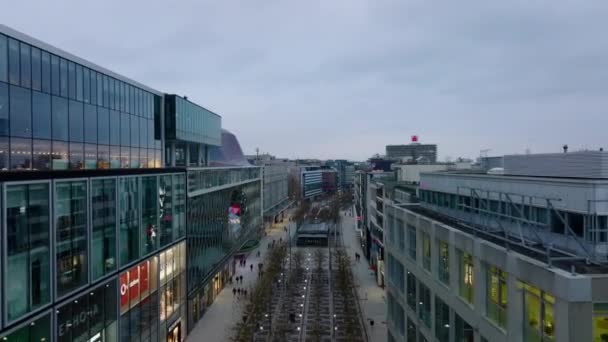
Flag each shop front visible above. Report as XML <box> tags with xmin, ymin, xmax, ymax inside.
<box><xmin>187</xmin><ymin>261</ymin><xmax>233</xmax><ymax>333</ymax></box>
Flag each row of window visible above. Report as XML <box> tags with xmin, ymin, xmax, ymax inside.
<box><xmin>0</xmin><ymin>83</ymin><xmax>159</xmax><ymax>147</ymax></box>
<box><xmin>0</xmin><ymin>137</ymin><xmax>161</xmax><ymax>170</ymax></box>
<box><xmin>2</xmin><ymin>175</ymin><xmax>185</xmax><ymax>325</ymax></box>
<box><xmin>0</xmin><ymin>34</ymin><xmax>156</xmax><ymax>118</ymax></box>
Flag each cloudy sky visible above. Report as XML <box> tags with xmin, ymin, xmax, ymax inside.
<box><xmin>3</xmin><ymin>1</ymin><xmax>607</xmax><ymax>161</ymax></box>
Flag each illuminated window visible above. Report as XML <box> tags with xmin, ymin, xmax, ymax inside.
<box><xmin>593</xmin><ymin>303</ymin><xmax>608</xmax><ymax>342</ymax></box>
<box><xmin>521</xmin><ymin>282</ymin><xmax>555</xmax><ymax>342</ymax></box>
<box><xmin>486</xmin><ymin>265</ymin><xmax>507</xmax><ymax>328</ymax></box>
<box><xmin>437</xmin><ymin>240</ymin><xmax>449</xmax><ymax>285</ymax></box>
<box><xmin>458</xmin><ymin>250</ymin><xmax>474</xmax><ymax>304</ymax></box>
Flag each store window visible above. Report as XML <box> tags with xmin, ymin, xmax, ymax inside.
<box><xmin>159</xmin><ymin>175</ymin><xmax>174</xmax><ymax>247</ymax></box>
<box><xmin>522</xmin><ymin>282</ymin><xmax>555</xmax><ymax>342</ymax></box>
<box><xmin>459</xmin><ymin>250</ymin><xmax>474</xmax><ymax>305</ymax></box>
<box><xmin>160</xmin><ymin>242</ymin><xmax>186</xmax><ymax>323</ymax></box>
<box><xmin>0</xmin><ymin>312</ymin><xmax>51</xmax><ymax>342</ymax></box>
<box><xmin>422</xmin><ymin>232</ymin><xmax>431</xmax><ymax>271</ymax></box>
<box><xmin>487</xmin><ymin>265</ymin><xmax>507</xmax><ymax>328</ymax></box>
<box><xmin>142</xmin><ymin>176</ymin><xmax>159</xmax><ymax>255</ymax></box>
<box><xmin>120</xmin><ymin>177</ymin><xmax>140</xmax><ymax>265</ymax></box>
<box><xmin>56</xmin><ymin>279</ymin><xmax>117</xmax><ymax>342</ymax></box>
<box><xmin>91</xmin><ymin>178</ymin><xmax>117</xmax><ymax>281</ymax></box>
<box><xmin>593</xmin><ymin>303</ymin><xmax>608</xmax><ymax>342</ymax></box>
<box><xmin>120</xmin><ymin>257</ymin><xmax>159</xmax><ymax>342</ymax></box>
<box><xmin>437</xmin><ymin>240</ymin><xmax>449</xmax><ymax>285</ymax></box>
<box><xmin>5</xmin><ymin>182</ymin><xmax>51</xmax><ymax>322</ymax></box>
<box><xmin>55</xmin><ymin>181</ymin><xmax>88</xmax><ymax>297</ymax></box>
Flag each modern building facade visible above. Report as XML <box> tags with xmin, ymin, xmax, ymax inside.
<box><xmin>334</xmin><ymin>159</ymin><xmax>355</xmax><ymax>191</ymax></box>
<box><xmin>385</xmin><ymin>151</ymin><xmax>608</xmax><ymax>342</ymax></box>
<box><xmin>0</xmin><ymin>24</ymin><xmax>262</xmax><ymax>342</ymax></box>
<box><xmin>386</xmin><ymin>141</ymin><xmax>437</xmax><ymax>163</ymax></box>
<box><xmin>249</xmin><ymin>155</ymin><xmax>290</xmax><ymax>224</ymax></box>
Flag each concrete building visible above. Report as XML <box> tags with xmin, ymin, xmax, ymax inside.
<box><xmin>386</xmin><ymin>140</ymin><xmax>438</xmax><ymax>163</ymax></box>
<box><xmin>249</xmin><ymin>155</ymin><xmax>291</xmax><ymax>224</ymax></box>
<box><xmin>335</xmin><ymin>159</ymin><xmax>356</xmax><ymax>191</ymax></box>
<box><xmin>0</xmin><ymin>24</ymin><xmax>262</xmax><ymax>342</ymax></box>
<box><xmin>385</xmin><ymin>151</ymin><xmax>608</xmax><ymax>342</ymax></box>
<box><xmin>298</xmin><ymin>166</ymin><xmax>338</xmax><ymax>200</ymax></box>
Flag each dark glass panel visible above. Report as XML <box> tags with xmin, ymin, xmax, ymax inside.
<box><xmin>120</xmin><ymin>177</ymin><xmax>140</xmax><ymax>265</ymax></box>
<box><xmin>131</xmin><ymin>114</ymin><xmax>139</xmax><ymax>147</ymax></box>
<box><xmin>5</xmin><ymin>183</ymin><xmax>51</xmax><ymax>321</ymax></box>
<box><xmin>19</xmin><ymin>42</ymin><xmax>31</xmax><ymax>88</ymax></box>
<box><xmin>84</xmin><ymin>103</ymin><xmax>97</xmax><ymax>144</ymax></box>
<box><xmin>120</xmin><ymin>146</ymin><xmax>130</xmax><ymax>168</ymax></box>
<box><xmin>142</xmin><ymin>176</ymin><xmax>158</xmax><ymax>255</ymax></box>
<box><xmin>67</xmin><ymin>61</ymin><xmax>75</xmax><ymax>99</ymax></box>
<box><xmin>84</xmin><ymin>143</ymin><xmax>97</xmax><ymax>169</ymax></box>
<box><xmin>69</xmin><ymin>142</ymin><xmax>83</xmax><ymax>169</ymax></box>
<box><xmin>110</xmin><ymin>145</ymin><xmax>120</xmax><ymax>169</ymax></box>
<box><xmin>0</xmin><ymin>313</ymin><xmax>52</xmax><ymax>341</ymax></box>
<box><xmin>97</xmin><ymin>144</ymin><xmax>110</xmax><ymax>169</ymax></box>
<box><xmin>32</xmin><ymin>91</ymin><xmax>52</xmax><ymax>139</ymax></box>
<box><xmin>41</xmin><ymin>50</ymin><xmax>51</xmax><ymax>93</ymax></box>
<box><xmin>76</xmin><ymin>64</ymin><xmax>83</xmax><ymax>101</ymax></box>
<box><xmin>98</xmin><ymin>107</ymin><xmax>110</xmax><ymax>145</ymax></box>
<box><xmin>0</xmin><ymin>136</ymin><xmax>8</xmax><ymax>169</ymax></box>
<box><xmin>10</xmin><ymin>85</ymin><xmax>32</xmax><ymax>137</ymax></box>
<box><xmin>120</xmin><ymin>112</ymin><xmax>130</xmax><ymax>147</ymax></box>
<box><xmin>10</xmin><ymin>137</ymin><xmax>32</xmax><ymax>170</ymax></box>
<box><xmin>31</xmin><ymin>47</ymin><xmax>41</xmax><ymax>91</ymax></box>
<box><xmin>8</xmin><ymin>38</ymin><xmax>19</xmax><ymax>85</ymax></box>
<box><xmin>83</xmin><ymin>67</ymin><xmax>90</xmax><ymax>103</ymax></box>
<box><xmin>91</xmin><ymin>179</ymin><xmax>117</xmax><ymax>280</ymax></box>
<box><xmin>96</xmin><ymin>71</ymin><xmax>103</xmax><ymax>106</ymax></box>
<box><xmin>0</xmin><ymin>34</ymin><xmax>6</xmax><ymax>82</ymax></box>
<box><xmin>55</xmin><ymin>181</ymin><xmax>88</xmax><ymax>297</ymax></box>
<box><xmin>32</xmin><ymin>139</ymin><xmax>51</xmax><ymax>170</ymax></box>
<box><xmin>0</xmin><ymin>82</ymin><xmax>8</xmax><ymax>135</ymax></box>
<box><xmin>59</xmin><ymin>58</ymin><xmax>68</xmax><ymax>97</ymax></box>
<box><xmin>109</xmin><ymin>110</ymin><xmax>120</xmax><ymax>146</ymax></box>
<box><xmin>102</xmin><ymin>75</ymin><xmax>109</xmax><ymax>108</ymax></box>
<box><xmin>52</xmin><ymin>95</ymin><xmax>69</xmax><ymax>141</ymax></box>
<box><xmin>68</xmin><ymin>100</ymin><xmax>84</xmax><ymax>142</ymax></box>
<box><xmin>51</xmin><ymin>54</ymin><xmax>60</xmax><ymax>95</ymax></box>
<box><xmin>90</xmin><ymin>70</ymin><xmax>97</xmax><ymax>104</ymax></box>
<box><xmin>52</xmin><ymin>140</ymin><xmax>69</xmax><ymax>170</ymax></box>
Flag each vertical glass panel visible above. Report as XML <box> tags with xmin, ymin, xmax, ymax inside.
<box><xmin>0</xmin><ymin>312</ymin><xmax>52</xmax><ymax>341</ymax></box>
<box><xmin>55</xmin><ymin>181</ymin><xmax>88</xmax><ymax>297</ymax></box>
<box><xmin>52</xmin><ymin>95</ymin><xmax>68</xmax><ymax>141</ymax></box>
<box><xmin>120</xmin><ymin>177</ymin><xmax>140</xmax><ymax>265</ymax></box>
<box><xmin>142</xmin><ymin>176</ymin><xmax>159</xmax><ymax>255</ymax></box>
<box><xmin>90</xmin><ymin>70</ymin><xmax>97</xmax><ymax>104</ymax></box>
<box><xmin>96</xmin><ymin>72</ymin><xmax>103</xmax><ymax>106</ymax></box>
<box><xmin>97</xmin><ymin>107</ymin><xmax>110</xmax><ymax>145</ymax></box>
<box><xmin>8</xmin><ymin>38</ymin><xmax>19</xmax><ymax>85</ymax></box>
<box><xmin>10</xmin><ymin>137</ymin><xmax>32</xmax><ymax>170</ymax></box>
<box><xmin>75</xmin><ymin>64</ymin><xmax>83</xmax><ymax>101</ymax></box>
<box><xmin>51</xmin><ymin>54</ymin><xmax>60</xmax><ymax>95</ymax></box>
<box><xmin>41</xmin><ymin>51</ymin><xmax>50</xmax><ymax>93</ymax></box>
<box><xmin>68</xmin><ymin>100</ymin><xmax>83</xmax><ymax>142</ymax></box>
<box><xmin>97</xmin><ymin>144</ymin><xmax>109</xmax><ymax>169</ymax></box>
<box><xmin>148</xmin><ymin>119</ymin><xmax>154</xmax><ymax>150</ymax></box>
<box><xmin>31</xmin><ymin>47</ymin><xmax>41</xmax><ymax>91</ymax></box>
<box><xmin>32</xmin><ymin>139</ymin><xmax>51</xmax><ymax>170</ymax></box>
<box><xmin>131</xmin><ymin>114</ymin><xmax>139</xmax><ymax>147</ymax></box>
<box><xmin>159</xmin><ymin>175</ymin><xmax>173</xmax><ymax>246</ymax></box>
<box><xmin>0</xmin><ymin>136</ymin><xmax>8</xmax><ymax>170</ymax></box>
<box><xmin>10</xmin><ymin>85</ymin><xmax>32</xmax><ymax>137</ymax></box>
<box><xmin>0</xmin><ymin>82</ymin><xmax>8</xmax><ymax>136</ymax></box>
<box><xmin>131</xmin><ymin>147</ymin><xmax>140</xmax><ymax>168</ymax></box>
<box><xmin>120</xmin><ymin>146</ymin><xmax>130</xmax><ymax>168</ymax></box>
<box><xmin>91</xmin><ymin>179</ymin><xmax>117</xmax><ymax>280</ymax></box>
<box><xmin>126</xmin><ymin>84</ymin><xmax>131</xmax><ymax>114</ymax></box>
<box><xmin>102</xmin><ymin>75</ymin><xmax>108</xmax><ymax>108</ymax></box>
<box><xmin>84</xmin><ymin>103</ymin><xmax>97</xmax><ymax>144</ymax></box>
<box><xmin>110</xmin><ymin>145</ymin><xmax>120</xmax><ymax>169</ymax></box>
<box><xmin>174</xmin><ymin>174</ymin><xmax>186</xmax><ymax>238</ymax></box>
<box><xmin>140</xmin><ymin>116</ymin><xmax>147</xmax><ymax>149</ymax></box>
<box><xmin>51</xmin><ymin>140</ymin><xmax>69</xmax><ymax>170</ymax></box>
<box><xmin>83</xmin><ymin>67</ymin><xmax>90</xmax><ymax>103</ymax></box>
<box><xmin>32</xmin><ymin>91</ymin><xmax>51</xmax><ymax>139</ymax></box>
<box><xmin>19</xmin><ymin>42</ymin><xmax>31</xmax><ymax>88</ymax></box>
<box><xmin>67</xmin><ymin>61</ymin><xmax>75</xmax><ymax>99</ymax></box>
<box><xmin>5</xmin><ymin>183</ymin><xmax>51</xmax><ymax>321</ymax></box>
<box><xmin>68</xmin><ymin>142</ymin><xmax>83</xmax><ymax>169</ymax></box>
<box><xmin>109</xmin><ymin>109</ymin><xmax>120</xmax><ymax>146</ymax></box>
<box><xmin>120</xmin><ymin>112</ymin><xmax>130</xmax><ymax>147</ymax></box>
<box><xmin>0</xmin><ymin>34</ymin><xmax>7</xmax><ymax>82</ymax></box>
<box><xmin>59</xmin><ymin>58</ymin><xmax>68</xmax><ymax>97</ymax></box>
<box><xmin>84</xmin><ymin>143</ymin><xmax>97</xmax><ymax>169</ymax></box>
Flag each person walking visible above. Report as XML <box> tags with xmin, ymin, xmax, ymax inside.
<box><xmin>250</xmin><ymin>264</ymin><xmax>254</xmax><ymax>272</ymax></box>
<box><xmin>237</xmin><ymin>288</ymin><xmax>241</xmax><ymax>296</ymax></box>
<box><xmin>233</xmin><ymin>288</ymin><xmax>237</xmax><ymax>296</ymax></box>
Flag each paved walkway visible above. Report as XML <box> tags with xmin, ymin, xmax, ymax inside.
<box><xmin>187</xmin><ymin>217</ymin><xmax>294</xmax><ymax>341</ymax></box>
<box><xmin>341</xmin><ymin>208</ymin><xmax>387</xmax><ymax>342</ymax></box>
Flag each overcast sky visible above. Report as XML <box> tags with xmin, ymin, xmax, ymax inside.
<box><xmin>3</xmin><ymin>1</ymin><xmax>607</xmax><ymax>161</ymax></box>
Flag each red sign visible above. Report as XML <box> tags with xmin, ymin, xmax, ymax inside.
<box><xmin>411</xmin><ymin>135</ymin><xmax>418</xmax><ymax>142</ymax></box>
<box><xmin>120</xmin><ymin>272</ymin><xmax>129</xmax><ymax>308</ymax></box>
<box><xmin>120</xmin><ymin>261</ymin><xmax>149</xmax><ymax>311</ymax></box>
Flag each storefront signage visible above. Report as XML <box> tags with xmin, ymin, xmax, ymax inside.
<box><xmin>120</xmin><ymin>262</ymin><xmax>149</xmax><ymax>309</ymax></box>
<box><xmin>58</xmin><ymin>303</ymin><xmax>101</xmax><ymax>337</ymax></box>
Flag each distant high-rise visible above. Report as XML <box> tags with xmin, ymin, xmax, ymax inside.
<box><xmin>386</xmin><ymin>136</ymin><xmax>437</xmax><ymax>163</ymax></box>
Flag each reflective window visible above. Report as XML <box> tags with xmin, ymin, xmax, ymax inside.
<box><xmin>119</xmin><ymin>258</ymin><xmax>159</xmax><ymax>341</ymax></box>
<box><xmin>110</xmin><ymin>145</ymin><xmax>120</xmax><ymax>169</ymax></box>
<box><xmin>76</xmin><ymin>64</ymin><xmax>83</xmax><ymax>101</ymax></box>
<box><xmin>96</xmin><ymin>72</ymin><xmax>103</xmax><ymax>106</ymax></box>
<box><xmin>91</xmin><ymin>179</ymin><xmax>117</xmax><ymax>280</ymax></box>
<box><xmin>437</xmin><ymin>240</ymin><xmax>449</xmax><ymax>285</ymax></box>
<box><xmin>0</xmin><ymin>82</ymin><xmax>8</xmax><ymax>135</ymax></box>
<box><xmin>131</xmin><ymin>147</ymin><xmax>140</xmax><ymax>168</ymax></box>
<box><xmin>142</xmin><ymin>176</ymin><xmax>159</xmax><ymax>255</ymax></box>
<box><xmin>130</xmin><ymin>114</ymin><xmax>139</xmax><ymax>147</ymax></box>
<box><xmin>407</xmin><ymin>225</ymin><xmax>416</xmax><ymax>260</ymax></box>
<box><xmin>67</xmin><ymin>61</ymin><xmax>75</xmax><ymax>99</ymax></box>
<box><xmin>120</xmin><ymin>146</ymin><xmax>130</xmax><ymax>168</ymax></box>
<box><xmin>0</xmin><ymin>312</ymin><xmax>51</xmax><ymax>342</ymax></box>
<box><xmin>84</xmin><ymin>143</ymin><xmax>97</xmax><ymax>169</ymax></box>
<box><xmin>120</xmin><ymin>177</ymin><xmax>140</xmax><ymax>265</ymax></box>
<box><xmin>49</xmin><ymin>140</ymin><xmax>68</xmax><ymax>170</ymax></box>
<box><xmin>31</xmin><ymin>47</ymin><xmax>41</xmax><ymax>91</ymax></box>
<box><xmin>84</xmin><ymin>103</ymin><xmax>97</xmax><ymax>144</ymax></box>
<box><xmin>97</xmin><ymin>144</ymin><xmax>110</xmax><ymax>169</ymax></box>
<box><xmin>52</xmin><ymin>95</ymin><xmax>68</xmax><ymax>141</ymax></box>
<box><xmin>41</xmin><ymin>51</ymin><xmax>50</xmax><ymax>93</ymax></box>
<box><xmin>83</xmin><ymin>67</ymin><xmax>90</xmax><ymax>103</ymax></box>
<box><xmin>109</xmin><ymin>110</ymin><xmax>120</xmax><ymax>146</ymax></box>
<box><xmin>32</xmin><ymin>91</ymin><xmax>51</xmax><ymax>139</ymax></box>
<box><xmin>487</xmin><ymin>265</ymin><xmax>507</xmax><ymax>328</ymax></box>
<box><xmin>10</xmin><ymin>137</ymin><xmax>32</xmax><ymax>170</ymax></box>
<box><xmin>20</xmin><ymin>42</ymin><xmax>31</xmax><ymax>88</ymax></box>
<box><xmin>102</xmin><ymin>75</ymin><xmax>108</xmax><ymax>108</ymax></box>
<box><xmin>51</xmin><ymin>54</ymin><xmax>60</xmax><ymax>95</ymax></box>
<box><xmin>459</xmin><ymin>250</ymin><xmax>474</xmax><ymax>304</ymax></box>
<box><xmin>10</xmin><ymin>85</ymin><xmax>32</xmax><ymax>137</ymax></box>
<box><xmin>32</xmin><ymin>139</ymin><xmax>51</xmax><ymax>170</ymax></box>
<box><xmin>159</xmin><ymin>175</ymin><xmax>173</xmax><ymax>247</ymax></box>
<box><xmin>0</xmin><ymin>34</ymin><xmax>7</xmax><ymax>82</ymax></box>
<box><xmin>522</xmin><ymin>282</ymin><xmax>555</xmax><ymax>342</ymax></box>
<box><xmin>59</xmin><ymin>58</ymin><xmax>68</xmax><ymax>97</ymax></box>
<box><xmin>98</xmin><ymin>107</ymin><xmax>110</xmax><ymax>145</ymax></box>
<box><xmin>418</xmin><ymin>282</ymin><xmax>431</xmax><ymax>328</ymax></box>
<box><xmin>90</xmin><ymin>70</ymin><xmax>97</xmax><ymax>104</ymax></box>
<box><xmin>0</xmin><ymin>136</ymin><xmax>8</xmax><ymax>170</ymax></box>
<box><xmin>435</xmin><ymin>296</ymin><xmax>450</xmax><ymax>342</ymax></box>
<box><xmin>55</xmin><ymin>181</ymin><xmax>88</xmax><ymax>297</ymax></box>
<box><xmin>120</xmin><ymin>112</ymin><xmax>130</xmax><ymax>147</ymax></box>
<box><xmin>8</xmin><ymin>38</ymin><xmax>19</xmax><ymax>85</ymax></box>
<box><xmin>140</xmin><ymin>116</ymin><xmax>147</xmax><ymax>149</ymax></box>
<box><xmin>406</xmin><ymin>271</ymin><xmax>416</xmax><ymax>310</ymax></box>
<box><xmin>69</xmin><ymin>100</ymin><xmax>83</xmax><ymax>142</ymax></box>
<box><xmin>5</xmin><ymin>183</ymin><xmax>51</xmax><ymax>322</ymax></box>
<box><xmin>69</xmin><ymin>142</ymin><xmax>83</xmax><ymax>169</ymax></box>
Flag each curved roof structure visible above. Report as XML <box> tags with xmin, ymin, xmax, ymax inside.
<box><xmin>208</xmin><ymin>129</ymin><xmax>252</xmax><ymax>167</ymax></box>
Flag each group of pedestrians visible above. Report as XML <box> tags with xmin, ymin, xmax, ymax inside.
<box><xmin>230</xmin><ymin>275</ymin><xmax>244</xmax><ymax>285</ymax></box>
<box><xmin>232</xmin><ymin>287</ymin><xmax>248</xmax><ymax>299</ymax></box>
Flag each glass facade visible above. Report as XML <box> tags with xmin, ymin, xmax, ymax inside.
<box><xmin>91</xmin><ymin>178</ymin><xmax>117</xmax><ymax>281</ymax></box>
<box><xmin>0</xmin><ymin>32</ymin><xmax>162</xmax><ymax>171</ymax></box>
<box><xmin>164</xmin><ymin>95</ymin><xmax>221</xmax><ymax>146</ymax></box>
<box><xmin>187</xmin><ymin>167</ymin><xmax>260</xmax><ymax>193</ymax></box>
<box><xmin>0</xmin><ymin>312</ymin><xmax>51</xmax><ymax>341</ymax></box>
<box><xmin>459</xmin><ymin>250</ymin><xmax>474</xmax><ymax>304</ymax></box>
<box><xmin>522</xmin><ymin>282</ymin><xmax>555</xmax><ymax>342</ymax></box>
<box><xmin>4</xmin><ymin>182</ymin><xmax>51</xmax><ymax>322</ymax></box>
